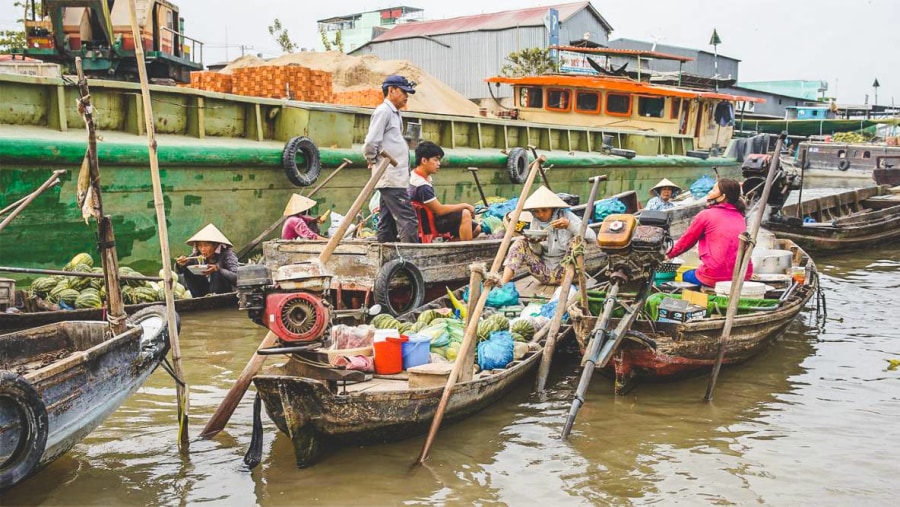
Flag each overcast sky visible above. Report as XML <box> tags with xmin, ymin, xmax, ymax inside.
<box><xmin>2</xmin><ymin>0</ymin><xmax>897</xmax><ymax>105</ymax></box>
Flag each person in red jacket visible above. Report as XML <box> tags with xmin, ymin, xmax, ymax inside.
<box><xmin>667</xmin><ymin>178</ymin><xmax>752</xmax><ymax>287</ymax></box>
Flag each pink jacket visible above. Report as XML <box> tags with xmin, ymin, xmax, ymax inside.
<box><xmin>282</xmin><ymin>215</ymin><xmax>321</xmax><ymax>240</ymax></box>
<box><xmin>668</xmin><ymin>203</ymin><xmax>752</xmax><ymax>287</ymax></box>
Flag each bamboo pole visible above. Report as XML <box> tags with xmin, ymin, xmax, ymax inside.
<box><xmin>0</xmin><ymin>170</ymin><xmax>65</xmax><ymax>232</ymax></box>
<box><xmin>704</xmin><ymin>132</ymin><xmax>787</xmax><ymax>401</ymax></box>
<box><xmin>417</xmin><ymin>155</ymin><xmax>546</xmax><ymax>464</ymax></box>
<box><xmin>457</xmin><ymin>264</ymin><xmax>484</xmax><ymax>383</ymax></box>
<box><xmin>128</xmin><ymin>0</ymin><xmax>189</xmax><ymax>449</ymax></box>
<box><xmin>534</xmin><ymin>175</ymin><xmax>605</xmax><ymax>392</ymax></box>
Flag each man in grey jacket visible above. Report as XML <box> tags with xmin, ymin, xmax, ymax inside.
<box><xmin>363</xmin><ymin>75</ymin><xmax>419</xmax><ymax>243</ymax></box>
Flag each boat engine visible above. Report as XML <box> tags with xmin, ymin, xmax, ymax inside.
<box><xmin>596</xmin><ymin>210</ymin><xmax>672</xmax><ymax>282</ymax></box>
<box><xmin>741</xmin><ymin>154</ymin><xmax>800</xmax><ymax>210</ymax></box>
<box><xmin>236</xmin><ymin>262</ymin><xmax>332</xmax><ymax>343</ymax></box>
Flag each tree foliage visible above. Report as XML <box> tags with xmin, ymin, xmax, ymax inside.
<box><xmin>268</xmin><ymin>18</ymin><xmax>297</xmax><ymax>54</ymax></box>
<box><xmin>500</xmin><ymin>47</ymin><xmax>554</xmax><ymax>77</ymax></box>
<box><xmin>0</xmin><ymin>1</ymin><xmax>37</xmax><ymax>54</ymax></box>
<box><xmin>318</xmin><ymin>26</ymin><xmax>345</xmax><ymax>53</ymax></box>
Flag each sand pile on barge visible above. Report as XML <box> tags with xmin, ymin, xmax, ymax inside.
<box><xmin>218</xmin><ymin>51</ymin><xmax>479</xmax><ymax>116</ymax></box>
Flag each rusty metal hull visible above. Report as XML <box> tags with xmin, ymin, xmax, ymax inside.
<box><xmin>253</xmin><ymin>349</ymin><xmax>542</xmax><ymax>467</ymax></box>
<box><xmin>0</xmin><ymin>307</ymin><xmax>170</xmax><ymax>486</ymax></box>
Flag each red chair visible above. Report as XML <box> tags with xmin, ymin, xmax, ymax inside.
<box><xmin>411</xmin><ymin>201</ymin><xmax>452</xmax><ymax>243</ymax></box>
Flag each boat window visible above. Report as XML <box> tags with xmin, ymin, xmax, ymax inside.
<box><xmin>670</xmin><ymin>98</ymin><xmax>681</xmax><ymax>119</ymax></box>
<box><xmin>638</xmin><ymin>96</ymin><xmax>665</xmax><ymax>118</ymax></box>
<box><xmin>546</xmin><ymin>89</ymin><xmax>570</xmax><ymax>111</ymax></box>
<box><xmin>863</xmin><ymin>151</ymin><xmax>871</xmax><ymax>159</ymax></box>
<box><xmin>606</xmin><ymin>93</ymin><xmax>631</xmax><ymax>116</ymax></box>
<box><xmin>575</xmin><ymin>91</ymin><xmax>600</xmax><ymax>113</ymax></box>
<box><xmin>518</xmin><ymin>86</ymin><xmax>543</xmax><ymax>108</ymax></box>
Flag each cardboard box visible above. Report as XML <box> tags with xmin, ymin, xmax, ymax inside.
<box><xmin>657</xmin><ymin>297</ymin><xmax>706</xmax><ymax>323</ymax></box>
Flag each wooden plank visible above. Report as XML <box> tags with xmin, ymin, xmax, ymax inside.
<box><xmin>254</xmin><ymin>103</ymin><xmax>264</xmax><ymax>142</ymax></box>
<box><xmin>56</xmin><ymin>84</ymin><xmax>67</xmax><ymax>132</ymax></box>
<box><xmin>197</xmin><ymin>96</ymin><xmax>205</xmax><ymax>139</ymax></box>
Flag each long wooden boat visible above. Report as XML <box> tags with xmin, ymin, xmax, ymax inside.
<box><xmin>0</xmin><ymin>306</ymin><xmax>171</xmax><ymax>489</ymax></box>
<box><xmin>785</xmin><ymin>140</ymin><xmax>900</xmax><ymax>188</ymax></box>
<box><xmin>764</xmin><ymin>186</ymin><xmax>900</xmax><ymax>252</ymax></box>
<box><xmin>1</xmin><ymin>70</ymin><xmax>751</xmax><ymax>273</ymax></box>
<box><xmin>0</xmin><ymin>291</ymin><xmax>235</xmax><ymax>331</ymax></box>
<box><xmin>251</xmin><ymin>279</ymin><xmax>564</xmax><ymax>468</ymax></box>
<box><xmin>571</xmin><ymin>239</ymin><xmax>818</xmax><ymax>394</ymax></box>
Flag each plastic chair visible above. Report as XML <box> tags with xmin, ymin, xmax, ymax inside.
<box><xmin>411</xmin><ymin>201</ymin><xmax>452</xmax><ymax>244</ymax></box>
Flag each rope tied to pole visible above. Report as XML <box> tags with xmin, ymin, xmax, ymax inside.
<box><xmin>561</xmin><ymin>236</ymin><xmax>585</xmax><ymax>272</ymax></box>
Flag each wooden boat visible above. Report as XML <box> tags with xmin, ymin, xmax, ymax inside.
<box><xmin>571</xmin><ymin>239</ymin><xmax>818</xmax><ymax>394</ymax></box>
<box><xmin>764</xmin><ymin>186</ymin><xmax>900</xmax><ymax>252</ymax></box>
<box><xmin>0</xmin><ymin>291</ymin><xmax>235</xmax><ymax>332</ymax></box>
<box><xmin>251</xmin><ymin>279</ymin><xmax>565</xmax><ymax>468</ymax></box>
<box><xmin>0</xmin><ymin>306</ymin><xmax>171</xmax><ymax>489</ymax></box>
<box><xmin>784</xmin><ymin>140</ymin><xmax>900</xmax><ymax>188</ymax></box>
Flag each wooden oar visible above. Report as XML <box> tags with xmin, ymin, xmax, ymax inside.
<box><xmin>236</xmin><ymin>158</ymin><xmax>353</xmax><ymax>260</ymax></box>
<box><xmin>417</xmin><ymin>154</ymin><xmax>546</xmax><ymax>464</ymax></box>
<box><xmin>128</xmin><ymin>0</ymin><xmax>189</xmax><ymax>449</ymax></box>
<box><xmin>200</xmin><ymin>152</ymin><xmax>396</xmax><ymax>439</ymax></box>
<box><xmin>704</xmin><ymin>132</ymin><xmax>787</xmax><ymax>401</ymax></box>
<box><xmin>534</xmin><ymin>174</ymin><xmax>605</xmax><ymax>392</ymax></box>
<box><xmin>0</xmin><ymin>170</ymin><xmax>65</xmax><ymax>232</ymax></box>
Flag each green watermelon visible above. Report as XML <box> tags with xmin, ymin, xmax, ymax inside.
<box><xmin>75</xmin><ymin>292</ymin><xmax>103</xmax><ymax>309</ymax></box>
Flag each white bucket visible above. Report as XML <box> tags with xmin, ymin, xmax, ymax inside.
<box><xmin>714</xmin><ymin>281</ymin><xmax>769</xmax><ymax>299</ymax></box>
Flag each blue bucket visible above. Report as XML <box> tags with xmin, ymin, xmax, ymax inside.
<box><xmin>402</xmin><ymin>335</ymin><xmax>432</xmax><ymax>370</ymax></box>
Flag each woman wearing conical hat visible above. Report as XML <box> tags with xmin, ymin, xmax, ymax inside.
<box><xmin>175</xmin><ymin>223</ymin><xmax>239</xmax><ymax>296</ymax></box>
<box><xmin>646</xmin><ymin>178</ymin><xmax>682</xmax><ymax>211</ymax></box>
<box><xmin>499</xmin><ymin>186</ymin><xmax>597</xmax><ymax>285</ymax></box>
<box><xmin>281</xmin><ymin>194</ymin><xmax>325</xmax><ymax>240</ymax></box>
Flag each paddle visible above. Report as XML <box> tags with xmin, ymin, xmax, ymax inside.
<box><xmin>128</xmin><ymin>0</ymin><xmax>190</xmax><ymax>450</ymax></box>
<box><xmin>236</xmin><ymin>158</ymin><xmax>353</xmax><ymax>260</ymax></box>
<box><xmin>704</xmin><ymin>132</ymin><xmax>787</xmax><ymax>401</ymax></box>
<box><xmin>200</xmin><ymin>152</ymin><xmax>397</xmax><ymax>439</ymax></box>
<box><xmin>534</xmin><ymin>174</ymin><xmax>606</xmax><ymax>392</ymax></box>
<box><xmin>0</xmin><ymin>170</ymin><xmax>65</xmax><ymax>232</ymax></box>
<box><xmin>417</xmin><ymin>154</ymin><xmax>546</xmax><ymax>464</ymax></box>
<box><xmin>466</xmin><ymin>167</ymin><xmax>490</xmax><ymax>207</ymax></box>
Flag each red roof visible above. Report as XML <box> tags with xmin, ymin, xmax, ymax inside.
<box><xmin>0</xmin><ymin>54</ymin><xmax>40</xmax><ymax>62</ymax></box>
<box><xmin>371</xmin><ymin>2</ymin><xmax>610</xmax><ymax>42</ymax></box>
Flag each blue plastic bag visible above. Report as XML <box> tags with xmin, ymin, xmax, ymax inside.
<box><xmin>539</xmin><ymin>299</ymin><xmax>568</xmax><ymax>323</ymax></box>
<box><xmin>463</xmin><ymin>282</ymin><xmax>520</xmax><ymax>308</ymax></box>
<box><xmin>484</xmin><ymin>197</ymin><xmax>519</xmax><ymax>220</ymax></box>
<box><xmin>593</xmin><ymin>197</ymin><xmax>627</xmax><ymax>221</ymax></box>
<box><xmin>689</xmin><ymin>174</ymin><xmax>716</xmax><ymax>197</ymax></box>
<box><xmin>477</xmin><ymin>330</ymin><xmax>515</xmax><ymax>370</ymax></box>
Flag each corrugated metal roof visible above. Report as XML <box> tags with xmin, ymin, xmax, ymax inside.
<box><xmin>371</xmin><ymin>2</ymin><xmax>610</xmax><ymax>42</ymax></box>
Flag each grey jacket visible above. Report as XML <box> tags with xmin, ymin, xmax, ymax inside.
<box><xmin>529</xmin><ymin>209</ymin><xmax>596</xmax><ymax>270</ymax></box>
<box><xmin>363</xmin><ymin>100</ymin><xmax>410</xmax><ymax>188</ymax></box>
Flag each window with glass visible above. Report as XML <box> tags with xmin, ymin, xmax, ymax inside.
<box><xmin>606</xmin><ymin>93</ymin><xmax>631</xmax><ymax>116</ymax></box>
<box><xmin>637</xmin><ymin>96</ymin><xmax>665</xmax><ymax>118</ymax></box>
<box><xmin>518</xmin><ymin>86</ymin><xmax>543</xmax><ymax>108</ymax></box>
<box><xmin>546</xmin><ymin>89</ymin><xmax>570</xmax><ymax>111</ymax></box>
<box><xmin>575</xmin><ymin>91</ymin><xmax>601</xmax><ymax>113</ymax></box>
<box><xmin>670</xmin><ymin>98</ymin><xmax>682</xmax><ymax>119</ymax></box>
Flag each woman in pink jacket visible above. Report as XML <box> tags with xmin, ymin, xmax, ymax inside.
<box><xmin>667</xmin><ymin>178</ymin><xmax>752</xmax><ymax>287</ymax></box>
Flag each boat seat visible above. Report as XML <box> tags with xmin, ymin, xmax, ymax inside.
<box><xmin>412</xmin><ymin>201</ymin><xmax>452</xmax><ymax>244</ymax></box>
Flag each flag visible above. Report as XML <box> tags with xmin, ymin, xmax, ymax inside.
<box><xmin>709</xmin><ymin>29</ymin><xmax>721</xmax><ymax>46</ymax></box>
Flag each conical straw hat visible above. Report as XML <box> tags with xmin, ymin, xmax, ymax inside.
<box><xmin>186</xmin><ymin>223</ymin><xmax>232</xmax><ymax>247</ymax></box>
<box><xmin>283</xmin><ymin>193</ymin><xmax>317</xmax><ymax>216</ymax></box>
<box><xmin>650</xmin><ymin>178</ymin><xmax>682</xmax><ymax>196</ymax></box>
<box><xmin>523</xmin><ymin>186</ymin><xmax>569</xmax><ymax>210</ymax></box>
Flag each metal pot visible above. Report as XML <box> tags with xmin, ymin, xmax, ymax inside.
<box><xmin>751</xmin><ymin>248</ymin><xmax>793</xmax><ymax>274</ymax></box>
<box><xmin>756</xmin><ymin>230</ymin><xmax>777</xmax><ymax>249</ymax></box>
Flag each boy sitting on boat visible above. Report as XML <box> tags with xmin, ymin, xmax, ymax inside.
<box><xmin>408</xmin><ymin>141</ymin><xmax>481</xmax><ymax>241</ymax></box>
<box><xmin>175</xmin><ymin>224</ymin><xmax>239</xmax><ymax>296</ymax></box>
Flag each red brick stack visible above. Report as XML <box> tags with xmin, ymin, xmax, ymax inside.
<box><xmin>332</xmin><ymin>89</ymin><xmax>384</xmax><ymax>107</ymax></box>
<box><xmin>189</xmin><ymin>71</ymin><xmax>233</xmax><ymax>93</ymax></box>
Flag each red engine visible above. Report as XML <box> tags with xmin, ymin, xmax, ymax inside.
<box><xmin>263</xmin><ymin>292</ymin><xmax>329</xmax><ymax>343</ymax></box>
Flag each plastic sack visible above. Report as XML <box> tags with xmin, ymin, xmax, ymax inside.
<box><xmin>368</xmin><ymin>191</ymin><xmax>381</xmax><ymax>214</ymax></box>
<box><xmin>326</xmin><ymin>212</ymin><xmax>346</xmax><ymax>238</ymax></box>
<box><xmin>480</xmin><ymin>216</ymin><xmax>503</xmax><ymax>236</ymax></box>
<box><xmin>486</xmin><ymin>282</ymin><xmax>520</xmax><ymax>308</ymax></box>
<box><xmin>593</xmin><ymin>197</ymin><xmax>627</xmax><ymax>221</ymax></box>
<box><xmin>330</xmin><ymin>324</ymin><xmax>374</xmax><ymax>349</ymax></box>
<box><xmin>477</xmin><ymin>330</ymin><xmax>515</xmax><ymax>370</ymax></box>
<box><xmin>419</xmin><ymin>321</ymin><xmax>451</xmax><ymax>348</ymax></box>
<box><xmin>689</xmin><ymin>175</ymin><xmax>716</xmax><ymax>198</ymax></box>
<box><xmin>539</xmin><ymin>299</ymin><xmax>568</xmax><ymax>323</ymax></box>
<box><xmin>484</xmin><ymin>197</ymin><xmax>518</xmax><ymax>220</ymax></box>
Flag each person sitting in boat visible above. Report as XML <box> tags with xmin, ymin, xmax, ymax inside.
<box><xmin>646</xmin><ymin>178</ymin><xmax>681</xmax><ymax>211</ymax></box>
<box><xmin>175</xmin><ymin>224</ymin><xmax>239</xmax><ymax>297</ymax></box>
<box><xmin>408</xmin><ymin>141</ymin><xmax>481</xmax><ymax>241</ymax></box>
<box><xmin>666</xmin><ymin>178</ymin><xmax>753</xmax><ymax>287</ymax></box>
<box><xmin>281</xmin><ymin>193</ymin><xmax>325</xmax><ymax>240</ymax></box>
<box><xmin>499</xmin><ymin>186</ymin><xmax>596</xmax><ymax>285</ymax></box>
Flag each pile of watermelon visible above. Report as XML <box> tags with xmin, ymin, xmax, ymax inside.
<box><xmin>29</xmin><ymin>253</ymin><xmax>190</xmax><ymax>309</ymax></box>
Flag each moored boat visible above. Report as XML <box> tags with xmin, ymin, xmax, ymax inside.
<box><xmin>0</xmin><ymin>306</ymin><xmax>171</xmax><ymax>489</ymax></box>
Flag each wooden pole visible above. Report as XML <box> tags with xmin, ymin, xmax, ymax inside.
<box><xmin>534</xmin><ymin>175</ymin><xmax>605</xmax><ymax>392</ymax></box>
<box><xmin>128</xmin><ymin>0</ymin><xmax>189</xmax><ymax>449</ymax></box>
<box><xmin>417</xmin><ymin>155</ymin><xmax>546</xmax><ymax>464</ymax></box>
<box><xmin>0</xmin><ymin>170</ymin><xmax>65</xmax><ymax>232</ymax></box>
<box><xmin>74</xmin><ymin>60</ymin><xmax>127</xmax><ymax>336</ymax></box>
<box><xmin>704</xmin><ymin>132</ymin><xmax>787</xmax><ymax>401</ymax></box>
<box><xmin>457</xmin><ymin>264</ymin><xmax>484</xmax><ymax>383</ymax></box>
<box><xmin>200</xmin><ymin>153</ymin><xmax>395</xmax><ymax>439</ymax></box>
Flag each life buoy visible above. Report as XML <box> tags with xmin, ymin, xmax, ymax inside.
<box><xmin>374</xmin><ymin>259</ymin><xmax>425</xmax><ymax>316</ymax></box>
<box><xmin>506</xmin><ymin>147</ymin><xmax>529</xmax><ymax>184</ymax></box>
<box><xmin>837</xmin><ymin>159</ymin><xmax>851</xmax><ymax>171</ymax></box>
<box><xmin>0</xmin><ymin>371</ymin><xmax>49</xmax><ymax>490</ymax></box>
<box><xmin>282</xmin><ymin>137</ymin><xmax>321</xmax><ymax>187</ymax></box>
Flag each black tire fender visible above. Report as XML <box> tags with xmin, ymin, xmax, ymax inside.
<box><xmin>374</xmin><ymin>259</ymin><xmax>425</xmax><ymax>316</ymax></box>
<box><xmin>837</xmin><ymin>159</ymin><xmax>851</xmax><ymax>171</ymax></box>
<box><xmin>506</xmin><ymin>147</ymin><xmax>529</xmax><ymax>184</ymax></box>
<box><xmin>282</xmin><ymin>136</ymin><xmax>321</xmax><ymax>187</ymax></box>
<box><xmin>0</xmin><ymin>371</ymin><xmax>49</xmax><ymax>490</ymax></box>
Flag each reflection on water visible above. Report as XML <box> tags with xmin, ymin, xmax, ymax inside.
<box><xmin>4</xmin><ymin>248</ymin><xmax>899</xmax><ymax>506</ymax></box>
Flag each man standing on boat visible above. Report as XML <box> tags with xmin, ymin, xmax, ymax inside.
<box><xmin>363</xmin><ymin>75</ymin><xmax>419</xmax><ymax>243</ymax></box>
<box><xmin>409</xmin><ymin>141</ymin><xmax>481</xmax><ymax>241</ymax></box>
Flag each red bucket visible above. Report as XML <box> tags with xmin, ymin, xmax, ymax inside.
<box><xmin>374</xmin><ymin>336</ymin><xmax>407</xmax><ymax>375</ymax></box>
